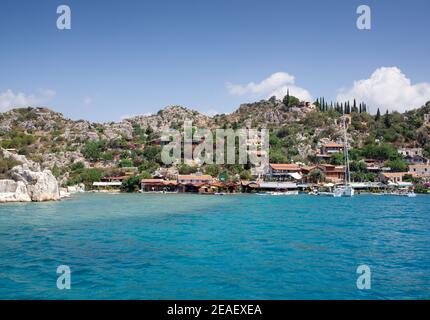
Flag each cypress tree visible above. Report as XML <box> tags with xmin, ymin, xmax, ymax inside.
<box><xmin>283</xmin><ymin>89</ymin><xmax>290</xmax><ymax>107</ymax></box>
<box><xmin>384</xmin><ymin>110</ymin><xmax>391</xmax><ymax>128</ymax></box>
<box><xmin>375</xmin><ymin>108</ymin><xmax>381</xmax><ymax>121</ymax></box>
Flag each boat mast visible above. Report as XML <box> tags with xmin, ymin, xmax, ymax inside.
<box><xmin>343</xmin><ymin>113</ymin><xmax>351</xmax><ymax>186</ymax></box>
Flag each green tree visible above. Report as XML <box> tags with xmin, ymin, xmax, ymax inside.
<box><xmin>414</xmin><ymin>184</ymin><xmax>428</xmax><ymax>194</ymax></box>
<box><xmin>51</xmin><ymin>164</ymin><xmax>61</xmax><ymax>177</ymax></box>
<box><xmin>239</xmin><ymin>170</ymin><xmax>253</xmax><ymax>180</ymax></box>
<box><xmin>384</xmin><ymin>110</ymin><xmax>391</xmax><ymax>128</ymax></box>
<box><xmin>70</xmin><ymin>161</ymin><xmax>85</xmax><ymax>172</ymax></box>
<box><xmin>350</xmin><ymin>161</ymin><xmax>367</xmax><ymax>172</ymax></box>
<box><xmin>269</xmin><ymin>149</ymin><xmax>288</xmax><ymax>163</ymax></box>
<box><xmin>375</xmin><ymin>108</ymin><xmax>381</xmax><ymax>121</ymax></box>
<box><xmin>138</xmin><ymin>161</ymin><xmax>159</xmax><ymax>173</ymax></box>
<box><xmin>143</xmin><ymin>146</ymin><xmax>162</xmax><ymax>163</ymax></box>
<box><xmin>330</xmin><ymin>153</ymin><xmax>344</xmax><ymax>165</ymax></box>
<box><xmin>385</xmin><ymin>159</ymin><xmax>408</xmax><ymax>172</ymax></box>
<box><xmin>81</xmin><ymin>140</ymin><xmax>105</xmax><ymax>161</ymax></box>
<box><xmin>205</xmin><ymin>164</ymin><xmax>220</xmax><ymax>177</ymax></box>
<box><xmin>73</xmin><ymin>168</ymin><xmax>103</xmax><ymax>188</ymax></box>
<box><xmin>121</xmin><ymin>175</ymin><xmax>142</xmax><ymax>192</ymax></box>
<box><xmin>288</xmin><ymin>95</ymin><xmax>300</xmax><ymax>106</ymax></box>
<box><xmin>361</xmin><ymin>144</ymin><xmax>399</xmax><ymax>161</ymax></box>
<box><xmin>307</xmin><ymin>169</ymin><xmax>325</xmax><ymax>183</ymax></box>
<box><xmin>178</xmin><ymin>164</ymin><xmax>198</xmax><ymax>174</ymax></box>
<box><xmin>140</xmin><ymin>171</ymin><xmax>152</xmax><ymax>179</ymax></box>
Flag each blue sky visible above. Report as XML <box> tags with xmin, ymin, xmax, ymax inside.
<box><xmin>0</xmin><ymin>0</ymin><xmax>429</xmax><ymax>121</ymax></box>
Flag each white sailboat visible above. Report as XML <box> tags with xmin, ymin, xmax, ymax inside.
<box><xmin>333</xmin><ymin>114</ymin><xmax>354</xmax><ymax>197</ymax></box>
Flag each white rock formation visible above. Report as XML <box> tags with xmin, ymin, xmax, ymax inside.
<box><xmin>10</xmin><ymin>165</ymin><xmax>60</xmax><ymax>201</ymax></box>
<box><xmin>0</xmin><ymin>180</ymin><xmax>32</xmax><ymax>203</ymax></box>
<box><xmin>1</xmin><ymin>148</ymin><xmax>60</xmax><ymax>202</ymax></box>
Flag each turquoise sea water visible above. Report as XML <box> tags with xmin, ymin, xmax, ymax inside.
<box><xmin>0</xmin><ymin>193</ymin><xmax>429</xmax><ymax>299</ymax></box>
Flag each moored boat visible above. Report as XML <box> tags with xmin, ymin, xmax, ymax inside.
<box><xmin>332</xmin><ymin>114</ymin><xmax>355</xmax><ymax>197</ymax></box>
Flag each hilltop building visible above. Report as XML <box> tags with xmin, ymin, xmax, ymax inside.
<box><xmin>398</xmin><ymin>147</ymin><xmax>423</xmax><ymax>157</ymax></box>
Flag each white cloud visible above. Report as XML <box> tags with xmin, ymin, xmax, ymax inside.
<box><xmin>226</xmin><ymin>72</ymin><xmax>312</xmax><ymax>101</ymax></box>
<box><xmin>0</xmin><ymin>89</ymin><xmax>56</xmax><ymax>112</ymax></box>
<box><xmin>83</xmin><ymin>96</ymin><xmax>93</xmax><ymax>105</ymax></box>
<box><xmin>337</xmin><ymin>67</ymin><xmax>430</xmax><ymax>113</ymax></box>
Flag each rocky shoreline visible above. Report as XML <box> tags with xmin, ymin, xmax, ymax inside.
<box><xmin>0</xmin><ymin>148</ymin><xmax>60</xmax><ymax>203</ymax></box>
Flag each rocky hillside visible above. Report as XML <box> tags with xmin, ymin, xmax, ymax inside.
<box><xmin>1</xmin><ymin>98</ymin><xmax>429</xmax><ymax>186</ymax></box>
<box><xmin>215</xmin><ymin>96</ymin><xmax>316</xmax><ymax>128</ymax></box>
<box><xmin>126</xmin><ymin>106</ymin><xmax>214</xmax><ymax>131</ymax></box>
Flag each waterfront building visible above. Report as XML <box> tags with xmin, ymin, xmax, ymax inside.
<box><xmin>316</xmin><ymin>164</ymin><xmax>345</xmax><ymax>184</ymax></box>
<box><xmin>266</xmin><ymin>163</ymin><xmax>302</xmax><ymax>181</ymax></box>
<box><xmin>92</xmin><ymin>181</ymin><xmax>122</xmax><ymax>191</ymax></box>
<box><xmin>92</xmin><ymin>176</ymin><xmax>126</xmax><ymax>192</ymax></box>
<box><xmin>176</xmin><ymin>174</ymin><xmax>214</xmax><ymax>193</ymax></box>
<box><xmin>379</xmin><ymin>172</ymin><xmax>414</xmax><ymax>186</ymax></box>
<box><xmin>177</xmin><ymin>174</ymin><xmax>213</xmax><ymax>184</ymax></box>
<box><xmin>141</xmin><ymin>179</ymin><xmax>178</xmax><ymax>192</ymax></box>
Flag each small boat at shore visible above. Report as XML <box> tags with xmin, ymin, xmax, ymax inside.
<box><xmin>383</xmin><ymin>190</ymin><xmax>417</xmax><ymax>197</ymax></box>
<box><xmin>268</xmin><ymin>191</ymin><xmax>299</xmax><ymax>196</ymax></box>
<box><xmin>333</xmin><ymin>185</ymin><xmax>355</xmax><ymax>197</ymax></box>
<box><xmin>255</xmin><ymin>190</ymin><xmax>299</xmax><ymax>196</ymax></box>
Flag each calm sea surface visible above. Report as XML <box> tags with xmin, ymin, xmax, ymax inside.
<box><xmin>0</xmin><ymin>193</ymin><xmax>429</xmax><ymax>299</ymax></box>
